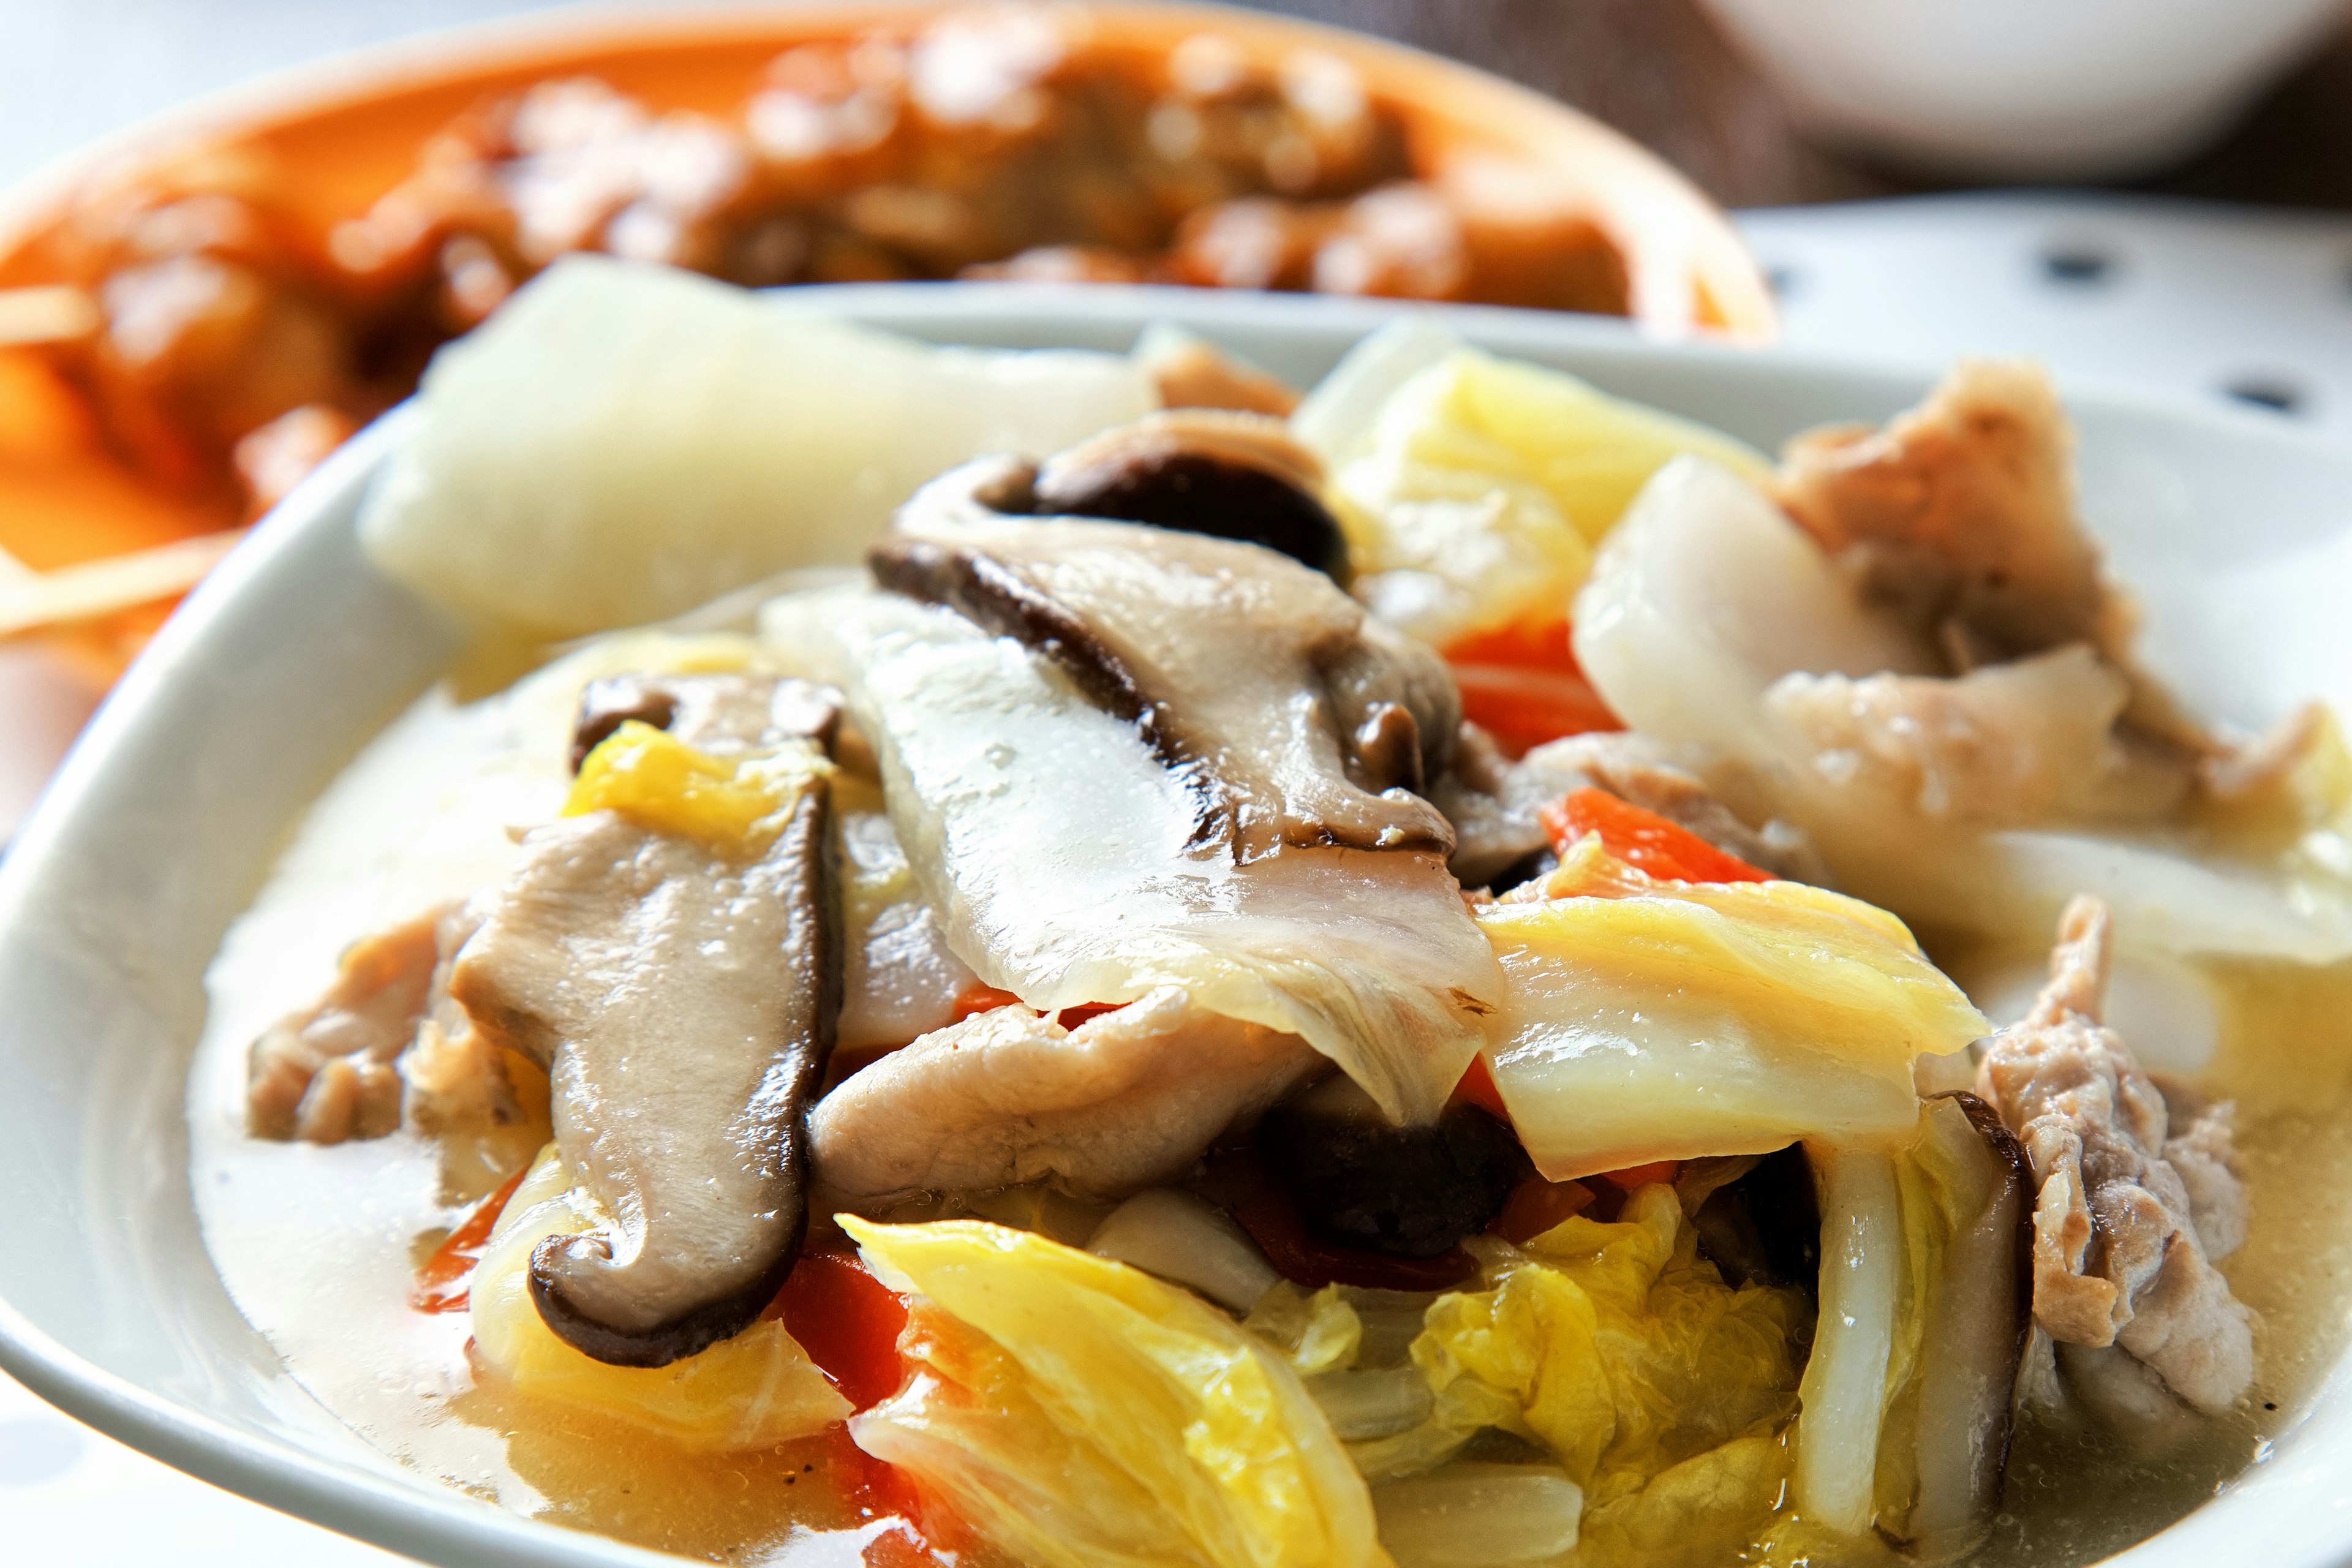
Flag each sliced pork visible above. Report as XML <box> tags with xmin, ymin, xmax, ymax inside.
<box><xmin>1974</xmin><ymin>894</ymin><xmax>2256</xmax><ymax>1414</ymax></box>
<box><xmin>247</xmin><ymin>907</ymin><xmax>446</xmax><ymax>1144</ymax></box>
<box><xmin>811</xmin><ymin>987</ymin><xmax>1318</xmax><ymax>1204</ymax></box>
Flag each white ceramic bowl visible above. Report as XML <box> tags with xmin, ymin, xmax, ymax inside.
<box><xmin>1</xmin><ymin>286</ymin><xmax>2348</xmax><ymax>1568</ymax></box>
<box><xmin>1700</xmin><ymin>0</ymin><xmax>2351</xmax><ymax>181</ymax></box>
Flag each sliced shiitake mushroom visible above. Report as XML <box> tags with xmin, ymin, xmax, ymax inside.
<box><xmin>454</xmin><ymin>674</ymin><xmax>846</xmax><ymax>1367</ymax></box>
<box><xmin>1259</xmin><ymin>1074</ymin><xmax>1528</xmax><ymax>1259</ymax></box>
<box><xmin>1879</xmin><ymin>1091</ymin><xmax>2035</xmax><ymax>1559</ymax></box>
<box><xmin>571</xmin><ymin>670</ymin><xmax>842</xmax><ymax>771</ymax></box>
<box><xmin>1025</xmin><ymin>409</ymin><xmax>1352</xmax><ymax>581</ymax></box>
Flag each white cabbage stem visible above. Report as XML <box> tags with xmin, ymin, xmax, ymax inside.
<box><xmin>1303</xmin><ymin>1365</ymin><xmax>1436</xmax><ymax>1441</ymax></box>
<box><xmin>1793</xmin><ymin>1143</ymin><xmax>1902</xmax><ymax>1536</ymax></box>
<box><xmin>1087</xmin><ymin>1188</ymin><xmax>1280</xmax><ymax>1312</ymax></box>
<box><xmin>1373</xmin><ymin>1462</ymin><xmax>1583</xmax><ymax>1567</ymax></box>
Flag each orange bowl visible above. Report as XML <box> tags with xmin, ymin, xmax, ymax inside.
<box><xmin>0</xmin><ymin>4</ymin><xmax>1773</xmax><ymax>333</ymax></box>
<box><xmin>0</xmin><ymin>2</ymin><xmax>1772</xmax><ymax>699</ymax></box>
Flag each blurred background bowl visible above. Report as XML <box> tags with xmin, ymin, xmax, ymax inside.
<box><xmin>1699</xmin><ymin>0</ymin><xmax>2352</xmax><ymax>181</ymax></box>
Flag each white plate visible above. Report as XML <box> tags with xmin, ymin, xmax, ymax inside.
<box><xmin>0</xmin><ymin>285</ymin><xmax>2346</xmax><ymax>1568</ymax></box>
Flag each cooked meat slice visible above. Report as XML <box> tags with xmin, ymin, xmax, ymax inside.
<box><xmin>1773</xmin><ymin>361</ymin><xmax>2109</xmax><ymax>674</ymax></box>
<box><xmin>571</xmin><ymin>670</ymin><xmax>842</xmax><ymax>770</ymax></box>
<box><xmin>1973</xmin><ymin>894</ymin><xmax>2256</xmax><ymax>1414</ymax></box>
<box><xmin>809</xmin><ymin>986</ymin><xmax>1317</xmax><ymax>1205</ymax></box>
<box><xmin>449</xmin><ymin>767</ymin><xmax>839</xmax><ymax>1367</ymax></box>
<box><xmin>2150</xmin><ymin>1074</ymin><xmax>2249</xmax><ymax>1262</ymax></box>
<box><xmin>248</xmin><ymin>905</ymin><xmax>448</xmax><ymax>1142</ymax></box>
<box><xmin>247</xmin><ymin>900</ymin><xmax>533</xmax><ymax>1144</ymax></box>
<box><xmin>873</xmin><ymin>453</ymin><xmax>1456</xmax><ymax>862</ymax></box>
<box><xmin>1133</xmin><ymin>328</ymin><xmax>1302</xmax><ymax>418</ymax></box>
<box><xmin>398</xmin><ymin>902</ymin><xmax>540</xmax><ymax>1135</ymax></box>
<box><xmin>1765</xmin><ymin>645</ymin><xmax>2188</xmax><ymax>828</ymax></box>
<box><xmin>1434</xmin><ymin>726</ymin><xmax>1825</xmax><ymax>888</ymax></box>
<box><xmin>1771</xmin><ymin>360</ymin><xmax>2222</xmax><ymax>760</ymax></box>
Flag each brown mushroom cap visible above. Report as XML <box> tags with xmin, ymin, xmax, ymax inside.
<box><xmin>450</xmin><ymin>673</ymin><xmax>847</xmax><ymax>1368</ymax></box>
<box><xmin>1027</xmin><ymin>410</ymin><xmax>1352</xmax><ymax>583</ymax></box>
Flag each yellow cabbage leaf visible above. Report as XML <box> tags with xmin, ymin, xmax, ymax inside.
<box><xmin>469</xmin><ymin>1145</ymin><xmax>850</xmax><ymax>1450</ymax></box>
<box><xmin>1359</xmin><ymin>1186</ymin><xmax>1807</xmax><ymax>1564</ymax></box>
<box><xmin>565</xmin><ymin>720</ymin><xmax>827</xmax><ymax>856</ymax></box>
<box><xmin>842</xmin><ymin>1217</ymin><xmax>1385</xmax><ymax>1568</ymax></box>
<box><xmin>1243</xmin><ymin>1282</ymin><xmax>1366</xmax><ymax>1375</ymax></box>
<box><xmin>1329</xmin><ymin>349</ymin><xmax>1765</xmax><ymax>646</ymax></box>
<box><xmin>1479</xmin><ymin>840</ymin><xmax>1989</xmax><ymax>1178</ymax></box>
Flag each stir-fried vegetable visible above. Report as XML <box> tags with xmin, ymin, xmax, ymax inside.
<box><xmin>1476</xmin><ymin>840</ymin><xmax>1987</xmax><ymax>1177</ymax></box>
<box><xmin>1791</xmin><ymin>1098</ymin><xmax>2033</xmax><ymax>1556</ymax></box>
<box><xmin>1353</xmin><ymin>1185</ymin><xmax>1808</xmax><ymax>1561</ymax></box>
<box><xmin>1373</xmin><ymin>1463</ymin><xmax>1585</xmax><ymax>1568</ymax></box>
<box><xmin>1087</xmin><ymin>1188</ymin><xmax>1282</xmax><ymax>1313</ymax></box>
<box><xmin>565</xmin><ymin>720</ymin><xmax>829</xmax><ymax>856</ymax></box>
<box><xmin>843</xmin><ymin>1217</ymin><xmax>1385</xmax><ymax>1568</ymax></box>
<box><xmin>1791</xmin><ymin>1145</ymin><xmax>1902</xmax><ymax>1536</ymax></box>
<box><xmin>469</xmin><ymin>1146</ymin><xmax>850</xmax><ymax>1449</ymax></box>
<box><xmin>1537</xmin><ymin>787</ymin><xmax>1770</xmax><ymax>884</ymax></box>
<box><xmin>360</xmin><ymin>256</ymin><xmax>1154</xmax><ymax>639</ymax></box>
<box><xmin>1300</xmin><ymin>330</ymin><xmax>1764</xmax><ymax>648</ymax></box>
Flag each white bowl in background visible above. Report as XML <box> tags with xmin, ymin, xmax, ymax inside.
<box><xmin>0</xmin><ymin>285</ymin><xmax>2346</xmax><ymax>1568</ymax></box>
<box><xmin>1699</xmin><ymin>0</ymin><xmax>2351</xmax><ymax>181</ymax></box>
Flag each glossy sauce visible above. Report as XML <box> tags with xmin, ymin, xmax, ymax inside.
<box><xmin>1940</xmin><ymin>947</ymin><xmax>2352</xmax><ymax>1566</ymax></box>
<box><xmin>188</xmin><ymin>655</ymin><xmax>914</xmax><ymax>1563</ymax></box>
<box><xmin>189</xmin><ymin>668</ymin><xmax>2352</xmax><ymax>1565</ymax></box>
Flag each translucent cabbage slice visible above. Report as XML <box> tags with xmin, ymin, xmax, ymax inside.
<box><xmin>360</xmin><ymin>255</ymin><xmax>1152</xmax><ymax>638</ymax></box>
<box><xmin>470</xmin><ymin>1144</ymin><xmax>850</xmax><ymax>1450</ymax></box>
<box><xmin>843</xmin><ymin>1217</ymin><xmax>1383</xmax><ymax>1568</ymax></box>
<box><xmin>1477</xmin><ymin>842</ymin><xmax>1987</xmax><ymax>1178</ymax></box>
<box><xmin>1789</xmin><ymin>1145</ymin><xmax>1901</xmax><ymax>1537</ymax></box>
<box><xmin>769</xmin><ymin>587</ymin><xmax>1499</xmax><ymax>1123</ymax></box>
<box><xmin>1314</xmin><ymin>347</ymin><xmax>1766</xmax><ymax>647</ymax></box>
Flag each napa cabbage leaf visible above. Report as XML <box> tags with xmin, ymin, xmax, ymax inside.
<box><xmin>842</xmin><ymin>1217</ymin><xmax>1386</xmax><ymax>1568</ymax></box>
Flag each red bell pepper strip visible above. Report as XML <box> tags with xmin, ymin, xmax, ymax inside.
<box><xmin>1491</xmin><ymin>1175</ymin><xmax>1596</xmax><ymax>1245</ymax></box>
<box><xmin>774</xmin><ymin>1250</ymin><xmax>912</xmax><ymax>1412</ymax></box>
<box><xmin>1538</xmin><ymin>787</ymin><xmax>1772</xmax><ymax>884</ymax></box>
<box><xmin>410</xmin><ymin>1164</ymin><xmax>530</xmax><ymax>1314</ymax></box>
<box><xmin>1443</xmin><ymin>619</ymin><xmax>1623</xmax><ymax>759</ymax></box>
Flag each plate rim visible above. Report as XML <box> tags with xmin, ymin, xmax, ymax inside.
<box><xmin>2</xmin><ymin>282</ymin><xmax>2348</xmax><ymax>1568</ymax></box>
